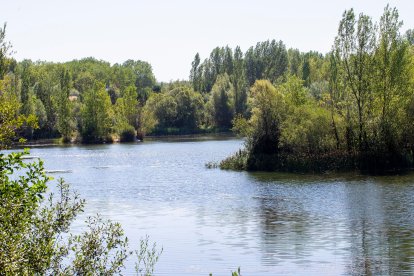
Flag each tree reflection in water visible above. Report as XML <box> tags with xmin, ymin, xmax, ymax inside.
<box><xmin>251</xmin><ymin>172</ymin><xmax>414</xmax><ymax>274</ymax></box>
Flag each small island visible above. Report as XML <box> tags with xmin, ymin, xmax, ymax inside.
<box><xmin>220</xmin><ymin>7</ymin><xmax>414</xmax><ymax>174</ymax></box>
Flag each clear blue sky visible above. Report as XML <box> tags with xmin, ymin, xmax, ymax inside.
<box><xmin>2</xmin><ymin>0</ymin><xmax>413</xmax><ymax>82</ymax></box>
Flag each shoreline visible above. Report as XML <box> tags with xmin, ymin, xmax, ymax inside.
<box><xmin>16</xmin><ymin>132</ymin><xmax>238</xmax><ymax>148</ymax></box>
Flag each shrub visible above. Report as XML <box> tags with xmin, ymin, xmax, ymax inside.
<box><xmin>0</xmin><ymin>150</ymin><xmax>162</xmax><ymax>274</ymax></box>
<box><xmin>120</xmin><ymin>125</ymin><xmax>136</xmax><ymax>142</ymax></box>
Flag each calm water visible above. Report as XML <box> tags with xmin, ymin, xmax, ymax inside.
<box><xmin>20</xmin><ymin>138</ymin><xmax>414</xmax><ymax>275</ymax></box>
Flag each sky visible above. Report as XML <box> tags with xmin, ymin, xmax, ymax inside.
<box><xmin>1</xmin><ymin>0</ymin><xmax>414</xmax><ymax>82</ymax></box>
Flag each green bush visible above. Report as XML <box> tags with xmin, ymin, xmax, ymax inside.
<box><xmin>120</xmin><ymin>125</ymin><xmax>136</xmax><ymax>142</ymax></box>
<box><xmin>0</xmin><ymin>150</ymin><xmax>162</xmax><ymax>275</ymax></box>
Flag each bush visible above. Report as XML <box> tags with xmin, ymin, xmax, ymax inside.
<box><xmin>0</xmin><ymin>150</ymin><xmax>162</xmax><ymax>274</ymax></box>
<box><xmin>219</xmin><ymin>149</ymin><xmax>248</xmax><ymax>170</ymax></box>
<box><xmin>120</xmin><ymin>125</ymin><xmax>136</xmax><ymax>142</ymax></box>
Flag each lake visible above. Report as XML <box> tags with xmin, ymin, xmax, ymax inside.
<box><xmin>21</xmin><ymin>137</ymin><xmax>414</xmax><ymax>275</ymax></box>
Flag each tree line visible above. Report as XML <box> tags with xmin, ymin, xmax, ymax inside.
<box><xmin>0</xmin><ymin>49</ymin><xmax>159</xmax><ymax>143</ymax></box>
<box><xmin>1</xmin><ymin>5</ymin><xmax>414</xmax><ymax>172</ymax></box>
<box><xmin>0</xmin><ymin>19</ymin><xmax>348</xmax><ymax>144</ymax></box>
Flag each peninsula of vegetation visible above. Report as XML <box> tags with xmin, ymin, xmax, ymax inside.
<box><xmin>1</xmin><ymin>5</ymin><xmax>414</xmax><ymax>173</ymax></box>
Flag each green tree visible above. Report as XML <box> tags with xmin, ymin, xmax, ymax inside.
<box><xmin>405</xmin><ymin>29</ymin><xmax>414</xmax><ymax>45</ymax></box>
<box><xmin>245</xmin><ymin>40</ymin><xmax>288</xmax><ymax>86</ymax></box>
<box><xmin>0</xmin><ymin>23</ymin><xmax>12</xmax><ymax>79</ymax></box>
<box><xmin>209</xmin><ymin>74</ymin><xmax>235</xmax><ymax>129</ymax></box>
<box><xmin>0</xmin><ymin>150</ymin><xmax>162</xmax><ymax>274</ymax></box>
<box><xmin>151</xmin><ymin>93</ymin><xmax>177</xmax><ymax>129</ymax></box>
<box><xmin>122</xmin><ymin>60</ymin><xmax>156</xmax><ymax>104</ymax></box>
<box><xmin>190</xmin><ymin>53</ymin><xmax>203</xmax><ymax>92</ymax></box>
<box><xmin>287</xmin><ymin>48</ymin><xmax>302</xmax><ymax>77</ymax></box>
<box><xmin>0</xmin><ymin>75</ymin><xmax>37</xmax><ymax>148</ymax></box>
<box><xmin>231</xmin><ymin>46</ymin><xmax>248</xmax><ymax>116</ymax></box>
<box><xmin>22</xmin><ymin>88</ymin><xmax>48</xmax><ymax>138</ymax></box>
<box><xmin>169</xmin><ymin>85</ymin><xmax>204</xmax><ymax>129</ymax></box>
<box><xmin>280</xmin><ymin>75</ymin><xmax>308</xmax><ymax>106</ymax></box>
<box><xmin>372</xmin><ymin>5</ymin><xmax>411</xmax><ymax>152</ymax></box>
<box><xmin>73</xmin><ymin>71</ymin><xmax>95</xmax><ymax>94</ymax></box>
<box><xmin>245</xmin><ymin>80</ymin><xmax>286</xmax><ymax>170</ymax></box>
<box><xmin>122</xmin><ymin>85</ymin><xmax>139</xmax><ymax>128</ymax></box>
<box><xmin>80</xmin><ymin>84</ymin><xmax>113</xmax><ymax>143</ymax></box>
<box><xmin>334</xmin><ymin>8</ymin><xmax>376</xmax><ymax>151</ymax></box>
<box><xmin>114</xmin><ymin>85</ymin><xmax>139</xmax><ymax>141</ymax></box>
<box><xmin>55</xmin><ymin>68</ymin><xmax>74</xmax><ymax>141</ymax></box>
<box><xmin>139</xmin><ymin>100</ymin><xmax>158</xmax><ymax>136</ymax></box>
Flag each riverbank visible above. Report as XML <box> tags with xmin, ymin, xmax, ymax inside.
<box><xmin>16</xmin><ymin>132</ymin><xmax>237</xmax><ymax>148</ymax></box>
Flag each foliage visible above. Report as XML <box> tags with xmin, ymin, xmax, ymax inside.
<box><xmin>0</xmin><ymin>23</ymin><xmax>12</xmax><ymax>79</ymax></box>
<box><xmin>139</xmin><ymin>100</ymin><xmax>158</xmax><ymax>137</ymax></box>
<box><xmin>169</xmin><ymin>86</ymin><xmax>204</xmax><ymax>129</ymax></box>
<box><xmin>80</xmin><ymin>84</ymin><xmax>114</xmax><ymax>143</ymax></box>
<box><xmin>220</xmin><ymin>5</ymin><xmax>414</xmax><ymax>173</ymax></box>
<box><xmin>62</xmin><ymin>215</ymin><xmax>129</xmax><ymax>275</ymax></box>
<box><xmin>244</xmin><ymin>40</ymin><xmax>288</xmax><ymax>85</ymax></box>
<box><xmin>54</xmin><ymin>68</ymin><xmax>74</xmax><ymax>142</ymax></box>
<box><xmin>244</xmin><ymin>80</ymin><xmax>286</xmax><ymax>170</ymax></box>
<box><xmin>0</xmin><ymin>149</ymin><xmax>164</xmax><ymax>275</ymax></box>
<box><xmin>0</xmin><ymin>27</ymin><xmax>158</xmax><ymax>144</ymax></box>
<box><xmin>1</xmin><ymin>5</ymin><xmax>414</xmax><ymax>174</ymax></box>
<box><xmin>0</xmin><ymin>84</ymin><xmax>162</xmax><ymax>273</ymax></box>
<box><xmin>0</xmin><ymin>74</ymin><xmax>37</xmax><ymax>148</ymax></box>
<box><xmin>209</xmin><ymin>74</ymin><xmax>235</xmax><ymax>129</ymax></box>
<box><xmin>209</xmin><ymin>267</ymin><xmax>242</xmax><ymax>276</ymax></box>
<box><xmin>232</xmin><ymin>267</ymin><xmax>242</xmax><ymax>276</ymax></box>
<box><xmin>119</xmin><ymin>124</ymin><xmax>136</xmax><ymax>142</ymax></box>
<box><xmin>406</xmin><ymin>29</ymin><xmax>414</xmax><ymax>45</ymax></box>
<box><xmin>135</xmin><ymin>235</ymin><xmax>163</xmax><ymax>276</ymax></box>
<box><xmin>141</xmin><ymin>83</ymin><xmax>204</xmax><ymax>134</ymax></box>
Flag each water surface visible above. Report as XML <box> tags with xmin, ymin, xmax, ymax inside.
<box><xmin>23</xmin><ymin>138</ymin><xmax>414</xmax><ymax>275</ymax></box>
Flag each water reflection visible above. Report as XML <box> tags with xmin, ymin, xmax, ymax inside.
<box><xmin>343</xmin><ymin>178</ymin><xmax>414</xmax><ymax>275</ymax></box>
<box><xmin>249</xmin><ymin>171</ymin><xmax>414</xmax><ymax>275</ymax></box>
<box><xmin>257</xmin><ymin>195</ymin><xmax>311</xmax><ymax>265</ymax></box>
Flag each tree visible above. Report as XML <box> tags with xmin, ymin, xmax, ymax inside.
<box><xmin>22</xmin><ymin>88</ymin><xmax>48</xmax><ymax>138</ymax></box>
<box><xmin>209</xmin><ymin>74</ymin><xmax>235</xmax><ymax>129</ymax></box>
<box><xmin>121</xmin><ymin>85</ymin><xmax>139</xmax><ymax>128</ymax></box>
<box><xmin>334</xmin><ymin>8</ymin><xmax>376</xmax><ymax>151</ymax></box>
<box><xmin>0</xmin><ymin>151</ymin><xmax>162</xmax><ymax>274</ymax></box>
<box><xmin>153</xmin><ymin>93</ymin><xmax>177</xmax><ymax>129</ymax></box>
<box><xmin>280</xmin><ymin>77</ymin><xmax>339</xmax><ymax>155</ymax></box>
<box><xmin>0</xmin><ymin>23</ymin><xmax>12</xmax><ymax>79</ymax></box>
<box><xmin>287</xmin><ymin>48</ymin><xmax>302</xmax><ymax>77</ymax></box>
<box><xmin>114</xmin><ymin>85</ymin><xmax>139</xmax><ymax>141</ymax></box>
<box><xmin>139</xmin><ymin>100</ymin><xmax>158</xmax><ymax>136</ymax></box>
<box><xmin>73</xmin><ymin>71</ymin><xmax>95</xmax><ymax>94</ymax></box>
<box><xmin>122</xmin><ymin>60</ymin><xmax>156</xmax><ymax>104</ymax></box>
<box><xmin>169</xmin><ymin>85</ymin><xmax>204</xmax><ymax>129</ymax></box>
<box><xmin>245</xmin><ymin>80</ymin><xmax>286</xmax><ymax>170</ymax></box>
<box><xmin>245</xmin><ymin>40</ymin><xmax>288</xmax><ymax>86</ymax></box>
<box><xmin>405</xmin><ymin>29</ymin><xmax>414</xmax><ymax>45</ymax></box>
<box><xmin>0</xmin><ymin>75</ymin><xmax>37</xmax><ymax>148</ymax></box>
<box><xmin>373</xmin><ymin>5</ymin><xmax>411</xmax><ymax>152</ymax></box>
<box><xmin>55</xmin><ymin>68</ymin><xmax>74</xmax><ymax>141</ymax></box>
<box><xmin>190</xmin><ymin>53</ymin><xmax>202</xmax><ymax>92</ymax></box>
<box><xmin>80</xmin><ymin>84</ymin><xmax>113</xmax><ymax>143</ymax></box>
<box><xmin>231</xmin><ymin>46</ymin><xmax>248</xmax><ymax>116</ymax></box>
<box><xmin>223</xmin><ymin>46</ymin><xmax>234</xmax><ymax>75</ymax></box>
<box><xmin>280</xmin><ymin>75</ymin><xmax>308</xmax><ymax>106</ymax></box>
